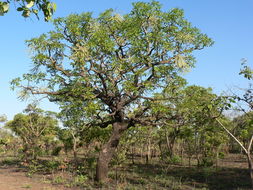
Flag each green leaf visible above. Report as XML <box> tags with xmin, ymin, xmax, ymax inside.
<box><xmin>207</xmin><ymin>104</ymin><xmax>212</xmax><ymax>110</ymax></box>
<box><xmin>2</xmin><ymin>3</ymin><xmax>9</xmax><ymax>12</ymax></box>
<box><xmin>175</xmin><ymin>54</ymin><xmax>187</xmax><ymax>68</ymax></box>
<box><xmin>26</xmin><ymin>1</ymin><xmax>35</xmax><ymax>8</ymax></box>
<box><xmin>17</xmin><ymin>7</ymin><xmax>24</xmax><ymax>11</ymax></box>
<box><xmin>22</xmin><ymin>10</ymin><xmax>31</xmax><ymax>17</ymax></box>
<box><xmin>32</xmin><ymin>9</ymin><xmax>38</xmax><ymax>14</ymax></box>
<box><xmin>51</xmin><ymin>2</ymin><xmax>57</xmax><ymax>12</ymax></box>
<box><xmin>0</xmin><ymin>2</ymin><xmax>9</xmax><ymax>15</ymax></box>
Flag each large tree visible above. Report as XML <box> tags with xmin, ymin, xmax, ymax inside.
<box><xmin>11</xmin><ymin>1</ymin><xmax>213</xmax><ymax>182</ymax></box>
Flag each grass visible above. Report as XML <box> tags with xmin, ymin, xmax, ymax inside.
<box><xmin>106</xmin><ymin>158</ymin><xmax>252</xmax><ymax>190</ymax></box>
<box><xmin>21</xmin><ymin>184</ymin><xmax>32</xmax><ymax>189</ymax></box>
<box><xmin>0</xmin><ymin>156</ymin><xmax>20</xmax><ymax>166</ymax></box>
<box><xmin>0</xmin><ymin>154</ymin><xmax>252</xmax><ymax>190</ymax></box>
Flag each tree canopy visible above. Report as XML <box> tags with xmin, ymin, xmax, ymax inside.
<box><xmin>12</xmin><ymin>1</ymin><xmax>213</xmax><ymax>127</ymax></box>
<box><xmin>5</xmin><ymin>104</ymin><xmax>58</xmax><ymax>160</ymax></box>
<box><xmin>11</xmin><ymin>1</ymin><xmax>213</xmax><ymax>182</ymax></box>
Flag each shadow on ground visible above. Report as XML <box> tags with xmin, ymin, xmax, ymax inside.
<box><xmin>123</xmin><ymin>163</ymin><xmax>251</xmax><ymax>190</ymax></box>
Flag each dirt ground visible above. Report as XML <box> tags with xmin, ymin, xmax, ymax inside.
<box><xmin>0</xmin><ymin>154</ymin><xmax>250</xmax><ymax>190</ymax></box>
<box><xmin>0</xmin><ymin>166</ymin><xmax>68</xmax><ymax>190</ymax></box>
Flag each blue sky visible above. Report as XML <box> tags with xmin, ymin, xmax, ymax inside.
<box><xmin>1</xmin><ymin>0</ymin><xmax>252</xmax><ymax>120</ymax></box>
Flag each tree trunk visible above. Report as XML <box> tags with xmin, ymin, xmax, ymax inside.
<box><xmin>216</xmin><ymin>119</ymin><xmax>253</xmax><ymax>188</ymax></box>
<box><xmin>166</xmin><ymin>133</ymin><xmax>176</xmax><ymax>158</ymax></box>
<box><xmin>188</xmin><ymin>156</ymin><xmax>191</xmax><ymax>167</ymax></box>
<box><xmin>146</xmin><ymin>136</ymin><xmax>151</xmax><ymax>164</ymax></box>
<box><xmin>131</xmin><ymin>145</ymin><xmax>135</xmax><ymax>164</ymax></box>
<box><xmin>73</xmin><ymin>143</ymin><xmax>77</xmax><ymax>165</ymax></box>
<box><xmin>180</xmin><ymin>144</ymin><xmax>184</xmax><ymax>166</ymax></box>
<box><xmin>140</xmin><ymin>147</ymin><xmax>143</xmax><ymax>163</ymax></box>
<box><xmin>158</xmin><ymin>140</ymin><xmax>164</xmax><ymax>160</ymax></box>
<box><xmin>71</xmin><ymin>132</ymin><xmax>78</xmax><ymax>162</ymax></box>
<box><xmin>246</xmin><ymin>153</ymin><xmax>253</xmax><ymax>189</ymax></box>
<box><xmin>95</xmin><ymin>122</ymin><xmax>128</xmax><ymax>182</ymax></box>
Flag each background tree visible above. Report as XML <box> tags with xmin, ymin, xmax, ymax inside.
<box><xmin>0</xmin><ymin>0</ymin><xmax>56</xmax><ymax>21</ymax></box>
<box><xmin>154</xmin><ymin>84</ymin><xmax>227</xmax><ymax>166</ymax></box>
<box><xmin>58</xmin><ymin>101</ymin><xmax>112</xmax><ymax>161</ymax></box>
<box><xmin>11</xmin><ymin>1</ymin><xmax>213</xmax><ymax>182</ymax></box>
<box><xmin>212</xmin><ymin>61</ymin><xmax>253</xmax><ymax>187</ymax></box>
<box><xmin>58</xmin><ymin>103</ymin><xmax>87</xmax><ymax>161</ymax></box>
<box><xmin>0</xmin><ymin>115</ymin><xmax>7</xmax><ymax>123</ymax></box>
<box><xmin>180</xmin><ymin>86</ymin><xmax>227</xmax><ymax>167</ymax></box>
<box><xmin>5</xmin><ymin>104</ymin><xmax>58</xmax><ymax>160</ymax></box>
<box><xmin>231</xmin><ymin>112</ymin><xmax>253</xmax><ymax>152</ymax></box>
<box><xmin>0</xmin><ymin>127</ymin><xmax>17</xmax><ymax>155</ymax></box>
<box><xmin>152</xmin><ymin>76</ymin><xmax>187</xmax><ymax>161</ymax></box>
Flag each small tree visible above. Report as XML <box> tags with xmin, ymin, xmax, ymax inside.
<box><xmin>58</xmin><ymin>103</ymin><xmax>87</xmax><ymax>160</ymax></box>
<box><xmin>180</xmin><ymin>86</ymin><xmax>227</xmax><ymax>167</ymax></box>
<box><xmin>0</xmin><ymin>128</ymin><xmax>17</xmax><ymax>155</ymax></box>
<box><xmin>156</xmin><ymin>85</ymin><xmax>227</xmax><ymax>166</ymax></box>
<box><xmin>5</xmin><ymin>104</ymin><xmax>58</xmax><ymax>160</ymax></box>
<box><xmin>215</xmin><ymin>61</ymin><xmax>253</xmax><ymax>188</ymax></box>
<box><xmin>11</xmin><ymin>1</ymin><xmax>213</xmax><ymax>181</ymax></box>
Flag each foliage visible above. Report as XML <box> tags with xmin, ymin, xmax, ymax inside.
<box><xmin>11</xmin><ymin>1</ymin><xmax>213</xmax><ymax>129</ymax></box>
<box><xmin>5</xmin><ymin>104</ymin><xmax>59</xmax><ymax>160</ymax></box>
<box><xmin>0</xmin><ymin>128</ymin><xmax>17</xmax><ymax>154</ymax></box>
<box><xmin>0</xmin><ymin>0</ymin><xmax>56</xmax><ymax>21</ymax></box>
<box><xmin>57</xmin><ymin>104</ymin><xmax>112</xmax><ymax>155</ymax></box>
<box><xmin>1</xmin><ymin>1</ymin><xmax>253</xmax><ymax>189</ymax></box>
<box><xmin>0</xmin><ymin>115</ymin><xmax>7</xmax><ymax>123</ymax></box>
<box><xmin>224</xmin><ymin>60</ymin><xmax>253</xmax><ymax>153</ymax></box>
<box><xmin>232</xmin><ymin>112</ymin><xmax>253</xmax><ymax>147</ymax></box>
<box><xmin>151</xmin><ymin>84</ymin><xmax>228</xmax><ymax>166</ymax></box>
<box><xmin>240</xmin><ymin>59</ymin><xmax>253</xmax><ymax>80</ymax></box>
<box><xmin>11</xmin><ymin>0</ymin><xmax>213</xmax><ymax>181</ymax></box>
<box><xmin>72</xmin><ymin>174</ymin><xmax>88</xmax><ymax>187</ymax></box>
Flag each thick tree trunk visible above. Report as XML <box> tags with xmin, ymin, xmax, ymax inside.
<box><xmin>95</xmin><ymin>122</ymin><xmax>128</xmax><ymax>182</ymax></box>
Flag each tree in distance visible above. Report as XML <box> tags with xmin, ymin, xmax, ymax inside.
<box><xmin>0</xmin><ymin>115</ymin><xmax>7</xmax><ymax>123</ymax></box>
<box><xmin>215</xmin><ymin>60</ymin><xmax>253</xmax><ymax>188</ymax></box>
<box><xmin>5</xmin><ymin>104</ymin><xmax>58</xmax><ymax>160</ymax></box>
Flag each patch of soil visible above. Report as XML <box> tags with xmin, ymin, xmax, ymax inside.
<box><xmin>0</xmin><ymin>166</ymin><xmax>70</xmax><ymax>190</ymax></box>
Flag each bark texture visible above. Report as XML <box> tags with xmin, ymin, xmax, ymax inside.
<box><xmin>95</xmin><ymin>122</ymin><xmax>128</xmax><ymax>182</ymax></box>
<box><xmin>246</xmin><ymin>153</ymin><xmax>253</xmax><ymax>189</ymax></box>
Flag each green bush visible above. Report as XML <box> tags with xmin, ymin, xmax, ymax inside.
<box><xmin>52</xmin><ymin>176</ymin><xmax>65</xmax><ymax>184</ymax></box>
<box><xmin>168</xmin><ymin>155</ymin><xmax>181</xmax><ymax>165</ymax></box>
<box><xmin>72</xmin><ymin>174</ymin><xmax>88</xmax><ymax>186</ymax></box>
<box><xmin>51</xmin><ymin>146</ymin><xmax>62</xmax><ymax>156</ymax></box>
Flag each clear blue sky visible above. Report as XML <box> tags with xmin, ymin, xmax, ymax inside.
<box><xmin>1</xmin><ymin>0</ymin><xmax>252</xmax><ymax>120</ymax></box>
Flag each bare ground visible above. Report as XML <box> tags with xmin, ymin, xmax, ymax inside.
<box><xmin>0</xmin><ymin>166</ymin><xmax>69</xmax><ymax>190</ymax></box>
